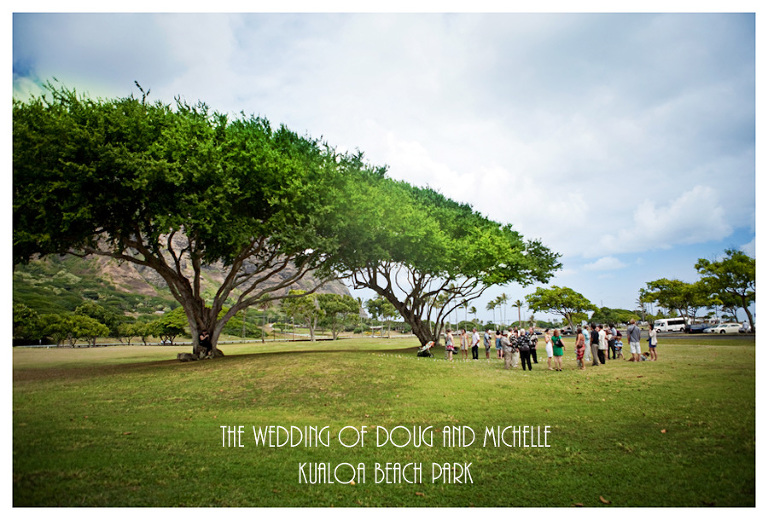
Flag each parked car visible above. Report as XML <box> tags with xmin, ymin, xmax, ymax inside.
<box><xmin>704</xmin><ymin>322</ymin><xmax>742</xmax><ymax>334</ymax></box>
<box><xmin>685</xmin><ymin>322</ymin><xmax>711</xmax><ymax>334</ymax></box>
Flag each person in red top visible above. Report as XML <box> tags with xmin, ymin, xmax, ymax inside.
<box><xmin>574</xmin><ymin>327</ymin><xmax>586</xmax><ymax>370</ymax></box>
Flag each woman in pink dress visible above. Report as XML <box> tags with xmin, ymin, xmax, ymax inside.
<box><xmin>575</xmin><ymin>327</ymin><xmax>586</xmax><ymax>370</ymax></box>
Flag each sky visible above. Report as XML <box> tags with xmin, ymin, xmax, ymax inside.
<box><xmin>9</xmin><ymin>3</ymin><xmax>760</xmax><ymax>325</ymax></box>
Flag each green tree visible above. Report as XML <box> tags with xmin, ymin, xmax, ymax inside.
<box><xmin>317</xmin><ymin>294</ymin><xmax>359</xmax><ymax>340</ymax></box>
<box><xmin>634</xmin><ymin>292</ymin><xmax>650</xmax><ymax>322</ymax></box>
<box><xmin>72</xmin><ymin>314</ymin><xmax>111</xmax><ymax>347</ymax></box>
<box><xmin>74</xmin><ymin>300</ymin><xmax>122</xmax><ymax>337</ymax></box>
<box><xmin>13</xmin><ymin>303</ymin><xmax>44</xmax><ymax>343</ymax></box>
<box><xmin>280</xmin><ymin>290</ymin><xmax>323</xmax><ymax>342</ymax></box>
<box><xmin>135</xmin><ymin>321</ymin><xmax>154</xmax><ymax>345</ymax></box>
<box><xmin>695</xmin><ymin>249</ymin><xmax>756</xmax><ymax>332</ymax></box>
<box><xmin>40</xmin><ymin>313</ymin><xmax>109</xmax><ymax>347</ymax></box>
<box><xmin>342</xmin><ymin>179</ymin><xmax>560</xmax><ymax>345</ymax></box>
<box><xmin>525</xmin><ymin>286</ymin><xmax>597</xmax><ymax>333</ymax></box>
<box><xmin>148</xmin><ymin>307</ymin><xmax>188</xmax><ymax>345</ymax></box>
<box><xmin>498</xmin><ymin>293</ymin><xmax>509</xmax><ymax>327</ymax></box>
<box><xmin>380</xmin><ymin>299</ymin><xmax>398</xmax><ymax>338</ymax></box>
<box><xmin>40</xmin><ymin>314</ymin><xmax>68</xmax><ymax>347</ymax></box>
<box><xmin>365</xmin><ymin>297</ymin><xmax>385</xmax><ymax>322</ymax></box>
<box><xmin>642</xmin><ymin>278</ymin><xmax>710</xmax><ymax>325</ymax></box>
<box><xmin>590</xmin><ymin>307</ymin><xmax>641</xmax><ymax>326</ymax></box>
<box><xmin>513</xmin><ymin>299</ymin><xmax>524</xmax><ymax>328</ymax></box>
<box><xmin>13</xmin><ymin>84</ymin><xmax>369</xmax><ymax>358</ymax></box>
<box><xmin>117</xmin><ymin>321</ymin><xmax>152</xmax><ymax>345</ymax></box>
<box><xmin>485</xmin><ymin>299</ymin><xmax>497</xmax><ymax>328</ymax></box>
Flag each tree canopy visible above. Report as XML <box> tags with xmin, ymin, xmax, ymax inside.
<box><xmin>14</xmin><ymin>83</ymin><xmax>561</xmax><ymax>354</ymax></box>
<box><xmin>280</xmin><ymin>289</ymin><xmax>323</xmax><ymax>341</ymax></box>
<box><xmin>640</xmin><ymin>278</ymin><xmax>711</xmax><ymax>324</ymax></box>
<box><xmin>13</xmin><ymin>84</ymin><xmax>374</xmax><ymax>356</ymax></box>
<box><xmin>147</xmin><ymin>306</ymin><xmax>188</xmax><ymax>345</ymax></box>
<box><xmin>13</xmin><ymin>303</ymin><xmax>43</xmax><ymax>342</ymax></box>
<box><xmin>695</xmin><ymin>249</ymin><xmax>755</xmax><ymax>331</ymax></box>
<box><xmin>525</xmin><ymin>286</ymin><xmax>596</xmax><ymax>332</ymax></box>
<box><xmin>339</xmin><ymin>176</ymin><xmax>561</xmax><ymax>345</ymax></box>
<box><xmin>589</xmin><ymin>306</ymin><xmax>641</xmax><ymax>326</ymax></box>
<box><xmin>317</xmin><ymin>293</ymin><xmax>359</xmax><ymax>340</ymax></box>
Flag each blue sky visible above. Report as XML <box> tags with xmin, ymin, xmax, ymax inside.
<box><xmin>10</xmin><ymin>6</ymin><xmax>759</xmax><ymax>324</ymax></box>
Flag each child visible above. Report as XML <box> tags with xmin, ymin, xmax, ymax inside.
<box><xmin>614</xmin><ymin>336</ymin><xmax>624</xmax><ymax>359</ymax></box>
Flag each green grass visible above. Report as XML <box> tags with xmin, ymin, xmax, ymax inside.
<box><xmin>13</xmin><ymin>336</ymin><xmax>755</xmax><ymax>507</ymax></box>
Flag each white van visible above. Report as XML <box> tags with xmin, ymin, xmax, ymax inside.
<box><xmin>653</xmin><ymin>317</ymin><xmax>688</xmax><ymax>332</ymax></box>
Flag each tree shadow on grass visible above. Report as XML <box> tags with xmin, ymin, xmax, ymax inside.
<box><xmin>13</xmin><ymin>343</ymin><xmax>422</xmax><ymax>384</ymax></box>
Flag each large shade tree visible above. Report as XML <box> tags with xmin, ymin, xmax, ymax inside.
<box><xmin>641</xmin><ymin>278</ymin><xmax>710</xmax><ymax>324</ymax></box>
<box><xmin>13</xmin><ymin>84</ymin><xmax>370</xmax><ymax>358</ymax></box>
<box><xmin>695</xmin><ymin>249</ymin><xmax>756</xmax><ymax>332</ymax></box>
<box><xmin>338</xmin><ymin>177</ymin><xmax>561</xmax><ymax>346</ymax></box>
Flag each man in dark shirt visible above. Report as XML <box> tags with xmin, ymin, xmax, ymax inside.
<box><xmin>199</xmin><ymin>331</ymin><xmax>213</xmax><ymax>358</ymax></box>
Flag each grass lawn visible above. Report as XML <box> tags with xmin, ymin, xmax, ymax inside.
<box><xmin>12</xmin><ymin>335</ymin><xmax>755</xmax><ymax>507</ymax></box>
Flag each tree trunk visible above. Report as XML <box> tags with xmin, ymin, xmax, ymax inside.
<box><xmin>309</xmin><ymin>316</ymin><xmax>317</xmax><ymax>342</ymax></box>
<box><xmin>410</xmin><ymin>318</ymin><xmax>435</xmax><ymax>346</ymax></box>
<box><xmin>331</xmin><ymin>318</ymin><xmax>340</xmax><ymax>340</ymax></box>
<box><xmin>565</xmin><ymin>314</ymin><xmax>575</xmax><ymax>335</ymax></box>
<box><xmin>741</xmin><ymin>295</ymin><xmax>755</xmax><ymax>332</ymax></box>
<box><xmin>261</xmin><ymin>311</ymin><xmax>266</xmax><ymax>343</ymax></box>
<box><xmin>185</xmin><ymin>304</ymin><xmax>227</xmax><ymax>359</ymax></box>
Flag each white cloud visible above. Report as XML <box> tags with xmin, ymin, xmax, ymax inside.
<box><xmin>740</xmin><ymin>238</ymin><xmax>756</xmax><ymax>257</ymax></box>
<box><xmin>583</xmin><ymin>257</ymin><xmax>627</xmax><ymax>271</ymax></box>
<box><xmin>594</xmin><ymin>185</ymin><xmax>733</xmax><ymax>257</ymax></box>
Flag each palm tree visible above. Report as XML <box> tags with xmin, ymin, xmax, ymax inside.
<box><xmin>498</xmin><ymin>293</ymin><xmax>509</xmax><ymax>328</ymax></box>
<box><xmin>470</xmin><ymin>306</ymin><xmax>477</xmax><ymax>325</ymax></box>
<box><xmin>486</xmin><ymin>300</ymin><xmax>497</xmax><ymax>328</ymax></box>
<box><xmin>356</xmin><ymin>297</ymin><xmax>363</xmax><ymax>327</ymax></box>
<box><xmin>514</xmin><ymin>299</ymin><xmax>524</xmax><ymax>328</ymax></box>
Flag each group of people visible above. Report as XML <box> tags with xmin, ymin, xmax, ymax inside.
<box><xmin>443</xmin><ymin>318</ymin><xmax>658</xmax><ymax>371</ymax></box>
<box><xmin>444</xmin><ymin>326</ymin><xmax>542</xmax><ymax>371</ymax></box>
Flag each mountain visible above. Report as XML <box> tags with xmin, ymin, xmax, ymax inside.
<box><xmin>13</xmin><ymin>253</ymin><xmax>351</xmax><ymax>318</ymax></box>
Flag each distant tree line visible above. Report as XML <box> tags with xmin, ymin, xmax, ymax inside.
<box><xmin>12</xmin><ymin>292</ymin><xmax>409</xmax><ymax>347</ymax></box>
<box><xmin>516</xmin><ymin>248</ymin><xmax>754</xmax><ymax>332</ymax></box>
<box><xmin>640</xmin><ymin>249</ymin><xmax>755</xmax><ymax>330</ymax></box>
